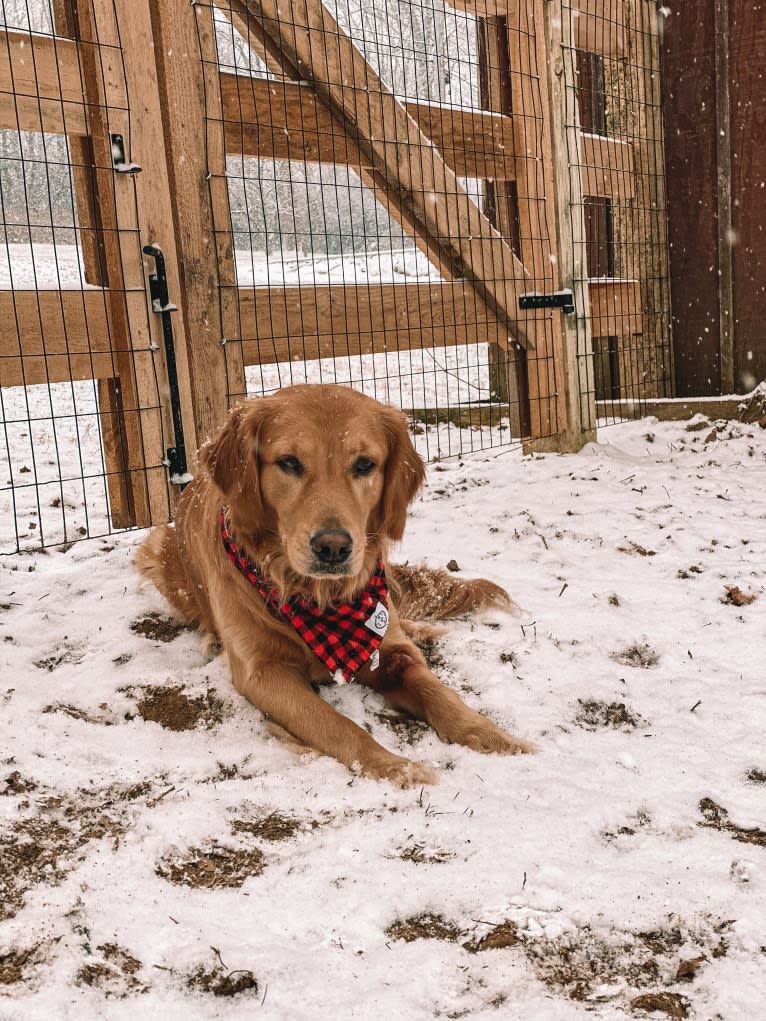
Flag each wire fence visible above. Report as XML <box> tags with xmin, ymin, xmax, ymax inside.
<box><xmin>1</xmin><ymin>0</ymin><xmax>670</xmax><ymax>553</ymax></box>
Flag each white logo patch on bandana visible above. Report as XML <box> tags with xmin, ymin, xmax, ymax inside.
<box><xmin>365</xmin><ymin>601</ymin><xmax>389</xmax><ymax>637</ymax></box>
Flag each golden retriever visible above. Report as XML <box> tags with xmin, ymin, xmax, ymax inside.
<box><xmin>136</xmin><ymin>384</ymin><xmax>534</xmax><ymax>786</ymax></box>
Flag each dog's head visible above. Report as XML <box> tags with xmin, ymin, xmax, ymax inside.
<box><xmin>201</xmin><ymin>385</ymin><xmax>425</xmax><ymax>590</ymax></box>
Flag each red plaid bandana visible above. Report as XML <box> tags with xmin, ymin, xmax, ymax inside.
<box><xmin>220</xmin><ymin>507</ymin><xmax>388</xmax><ymax>684</ymax></box>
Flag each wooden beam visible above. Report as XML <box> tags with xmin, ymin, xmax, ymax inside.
<box><xmin>0</xmin><ymin>289</ymin><xmax>114</xmax><ymax>386</ymax></box>
<box><xmin>237</xmin><ymin>0</ymin><xmax>536</xmax><ymax>350</ymax></box>
<box><xmin>588</xmin><ymin>278</ymin><xmax>642</xmax><ymax>335</ymax></box>
<box><xmin>572</xmin><ymin>0</ymin><xmax>626</xmax><ymax>58</ymax></box>
<box><xmin>580</xmin><ymin>133</ymin><xmax>635</xmax><ymax>200</ymax></box>
<box><xmin>220</xmin><ymin>74</ymin><xmax>520</xmax><ymax>180</ymax></box>
<box><xmin>543</xmin><ymin>0</ymin><xmax>596</xmax><ymax>445</ymax></box>
<box><xmin>148</xmin><ymin>0</ymin><xmax>246</xmax><ymax>434</ymax></box>
<box><xmin>441</xmin><ymin>1</ymin><xmax>626</xmax><ymax>58</ymax></box>
<box><xmin>477</xmin><ymin>16</ymin><xmax>525</xmax><ymax>433</ymax></box>
<box><xmin>237</xmin><ymin>282</ymin><xmax>511</xmax><ymax>364</ymax></box>
<box><xmin>507</xmin><ymin>0</ymin><xmax>565</xmax><ymax>438</ymax></box>
<box><xmin>0</xmin><ymin>28</ymin><xmax>88</xmax><ymax>135</ymax></box>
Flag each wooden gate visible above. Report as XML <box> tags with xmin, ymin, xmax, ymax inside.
<box><xmin>0</xmin><ymin>0</ymin><xmax>668</xmax><ymax>547</ymax></box>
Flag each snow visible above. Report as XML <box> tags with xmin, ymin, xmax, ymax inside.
<box><xmin>1</xmin><ymin>413</ymin><xmax>765</xmax><ymax>1017</ymax></box>
<box><xmin>0</xmin><ymin>243</ymin><xmax>439</xmax><ymax>291</ymax></box>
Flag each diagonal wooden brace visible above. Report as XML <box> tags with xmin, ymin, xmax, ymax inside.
<box><xmin>232</xmin><ymin>0</ymin><xmax>536</xmax><ymax>350</ymax></box>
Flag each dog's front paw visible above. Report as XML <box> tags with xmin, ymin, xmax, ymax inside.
<box><xmin>359</xmin><ymin>755</ymin><xmax>439</xmax><ymax>788</ymax></box>
<box><xmin>448</xmin><ymin>715</ymin><xmax>537</xmax><ymax>756</ymax></box>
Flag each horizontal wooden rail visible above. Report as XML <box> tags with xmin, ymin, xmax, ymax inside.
<box><xmin>588</xmin><ymin>278</ymin><xmax>642</xmax><ymax>336</ymax></box>
<box><xmin>581</xmin><ymin>133</ymin><xmax>635</xmax><ymax>200</ymax></box>
<box><xmin>0</xmin><ymin>289</ymin><xmax>115</xmax><ymax>386</ymax></box>
<box><xmin>1</xmin><ymin>29</ymin><xmax>88</xmax><ymax>135</ymax></box>
<box><xmin>221</xmin><ymin>74</ymin><xmax>520</xmax><ymax>181</ymax></box>
<box><xmin>442</xmin><ymin>1</ymin><xmax>626</xmax><ymax>59</ymax></box>
<box><xmin>237</xmin><ymin>281</ymin><xmax>511</xmax><ymax>365</ymax></box>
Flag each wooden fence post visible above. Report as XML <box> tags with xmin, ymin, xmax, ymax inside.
<box><xmin>538</xmin><ymin>0</ymin><xmax>596</xmax><ymax>448</ymax></box>
<box><xmin>147</xmin><ymin>0</ymin><xmax>246</xmax><ymax>435</ymax></box>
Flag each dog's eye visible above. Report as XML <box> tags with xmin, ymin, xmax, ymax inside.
<box><xmin>276</xmin><ymin>456</ymin><xmax>304</xmax><ymax>476</ymax></box>
<box><xmin>352</xmin><ymin>457</ymin><xmax>376</xmax><ymax>477</ymax></box>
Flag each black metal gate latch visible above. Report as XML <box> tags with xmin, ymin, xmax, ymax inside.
<box><xmin>142</xmin><ymin>244</ymin><xmax>190</xmax><ymax>487</ymax></box>
<box><xmin>519</xmin><ymin>290</ymin><xmax>575</xmax><ymax>314</ymax></box>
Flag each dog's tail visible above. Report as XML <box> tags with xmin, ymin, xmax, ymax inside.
<box><xmin>388</xmin><ymin>563</ymin><xmax>520</xmax><ymax>623</ymax></box>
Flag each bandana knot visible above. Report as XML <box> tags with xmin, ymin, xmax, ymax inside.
<box><xmin>220</xmin><ymin>507</ymin><xmax>388</xmax><ymax>683</ymax></box>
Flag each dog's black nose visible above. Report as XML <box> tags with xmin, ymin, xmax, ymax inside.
<box><xmin>310</xmin><ymin>529</ymin><xmax>353</xmax><ymax>565</ymax></box>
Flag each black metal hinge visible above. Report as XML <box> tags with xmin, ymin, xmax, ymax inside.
<box><xmin>519</xmin><ymin>289</ymin><xmax>575</xmax><ymax>314</ymax></box>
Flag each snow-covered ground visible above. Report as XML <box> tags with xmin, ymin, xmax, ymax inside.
<box><xmin>0</xmin><ymin>242</ymin><xmax>438</xmax><ymax>290</ymax></box>
<box><xmin>1</xmin><ymin>411</ymin><xmax>765</xmax><ymax>1019</ymax></box>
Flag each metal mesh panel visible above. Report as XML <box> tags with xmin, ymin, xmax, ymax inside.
<box><xmin>1</xmin><ymin>0</ymin><xmax>672</xmax><ymax>552</ymax></box>
<box><xmin>1</xmin><ymin>0</ymin><xmax>171</xmax><ymax>553</ymax></box>
<box><xmin>206</xmin><ymin>0</ymin><xmax>564</xmax><ymax>461</ymax></box>
<box><xmin>563</xmin><ymin>0</ymin><xmax>672</xmax><ymax>425</ymax></box>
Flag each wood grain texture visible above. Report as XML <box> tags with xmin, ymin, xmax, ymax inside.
<box><xmin>238</xmin><ymin>0</ymin><xmax>535</xmax><ymax>350</ymax></box>
<box><xmin>237</xmin><ymin>282</ymin><xmax>509</xmax><ymax>365</ymax></box>
<box><xmin>221</xmin><ymin>74</ymin><xmax>520</xmax><ymax>180</ymax></box>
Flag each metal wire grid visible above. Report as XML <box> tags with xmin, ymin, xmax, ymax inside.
<box><xmin>563</xmin><ymin>0</ymin><xmax>672</xmax><ymax>425</ymax></box>
<box><xmin>0</xmin><ymin>0</ymin><xmax>672</xmax><ymax>554</ymax></box>
<box><xmin>1</xmin><ymin>0</ymin><xmax>170</xmax><ymax>553</ymax></box>
<box><xmin>203</xmin><ymin>0</ymin><xmax>562</xmax><ymax>462</ymax></box>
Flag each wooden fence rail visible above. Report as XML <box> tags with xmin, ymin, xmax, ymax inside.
<box><xmin>0</xmin><ymin>0</ymin><xmax>669</xmax><ymax>542</ymax></box>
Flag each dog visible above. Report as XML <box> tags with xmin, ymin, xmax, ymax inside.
<box><xmin>135</xmin><ymin>384</ymin><xmax>534</xmax><ymax>786</ymax></box>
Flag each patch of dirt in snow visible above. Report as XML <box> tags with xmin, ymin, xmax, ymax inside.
<box><xmin>0</xmin><ymin>779</ymin><xmax>154</xmax><ymax>921</ymax></box>
<box><xmin>522</xmin><ymin>916</ymin><xmax>730</xmax><ymax>1009</ymax></box>
<box><xmin>394</xmin><ymin>844</ymin><xmax>455</xmax><ymax>865</ymax></box>
<box><xmin>130</xmin><ymin>684</ymin><xmax>226</xmax><ymax>731</ymax></box>
<box><xmin>129</xmin><ymin>611</ymin><xmax>191</xmax><ymax>643</ymax></box>
<box><xmin>0</xmin><ymin>942</ymin><xmax>49</xmax><ymax>986</ymax></box>
<box><xmin>33</xmin><ymin>636</ymin><xmax>88</xmax><ymax>671</ymax></box>
<box><xmin>76</xmin><ymin>943</ymin><xmax>148</xmax><ymax>998</ymax></box>
<box><xmin>230</xmin><ymin>810</ymin><xmax>313</xmax><ymax>843</ymax></box>
<box><xmin>187</xmin><ymin>956</ymin><xmax>259</xmax><ymax>998</ymax></box>
<box><xmin>611</xmin><ymin>641</ymin><xmax>661</xmax><ymax>668</ymax></box>
<box><xmin>156</xmin><ymin>844</ymin><xmax>266</xmax><ymax>889</ymax></box>
<box><xmin>575</xmin><ymin>699</ymin><xmax>645</xmax><ymax>731</ymax></box>
<box><xmin>385</xmin><ymin>913</ymin><xmax>464</xmax><ymax>944</ymax></box>
<box><xmin>374</xmin><ymin>709</ymin><xmax>430</xmax><ymax>744</ymax></box>
<box><xmin>698</xmin><ymin>798</ymin><xmax>766</xmax><ymax>848</ymax></box>
<box><xmin>464</xmin><ymin>920</ymin><xmax>520</xmax><ymax>953</ymax></box>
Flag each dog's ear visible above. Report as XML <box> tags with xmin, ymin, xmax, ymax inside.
<box><xmin>379</xmin><ymin>405</ymin><xmax>426</xmax><ymax>541</ymax></box>
<box><xmin>200</xmin><ymin>404</ymin><xmax>250</xmax><ymax>497</ymax></box>
<box><xmin>200</xmin><ymin>402</ymin><xmax>270</xmax><ymax>523</ymax></box>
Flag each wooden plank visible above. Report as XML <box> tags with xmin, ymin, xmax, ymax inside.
<box><xmin>588</xmin><ymin>278</ymin><xmax>642</xmax><ymax>335</ymax></box>
<box><xmin>542</xmin><ymin>0</ymin><xmax>596</xmax><ymax>444</ymax></box>
<box><xmin>581</xmin><ymin>133</ymin><xmax>635</xmax><ymax>200</ymax></box>
<box><xmin>148</xmin><ymin>0</ymin><xmax>245</xmax><ymax>435</ymax></box>
<box><xmin>595</xmin><ymin>396</ymin><xmax>743</xmax><ymax>421</ymax></box>
<box><xmin>714</xmin><ymin>0</ymin><xmax>734</xmax><ymax>393</ymax></box>
<box><xmin>0</xmin><ymin>289</ymin><xmax>116</xmax><ymax>386</ymax></box>
<box><xmin>237</xmin><ymin>282</ymin><xmax>510</xmax><ymax>364</ymax></box>
<box><xmin>477</xmin><ymin>16</ymin><xmax>525</xmax><ymax>434</ymax></box>
<box><xmin>507</xmin><ymin>0</ymin><xmax>566</xmax><ymax>438</ymax></box>
<box><xmin>604</xmin><ymin>0</ymin><xmax>671</xmax><ymax>399</ymax></box>
<box><xmin>441</xmin><ymin>1</ymin><xmax>626</xmax><ymax>57</ymax></box>
<box><xmin>0</xmin><ymin>289</ymin><xmax>111</xmax><ymax>356</ymax></box>
<box><xmin>220</xmin><ymin>74</ymin><xmax>520</xmax><ymax>180</ymax></box>
<box><xmin>52</xmin><ymin>1</ymin><xmax>148</xmax><ymax>528</ymax></box>
<box><xmin>0</xmin><ymin>28</ymin><xmax>88</xmax><ymax>135</ymax></box>
<box><xmin>238</xmin><ymin>0</ymin><xmax>536</xmax><ymax>351</ymax></box>
<box><xmin>572</xmin><ymin>0</ymin><xmax>626</xmax><ymax>58</ymax></box>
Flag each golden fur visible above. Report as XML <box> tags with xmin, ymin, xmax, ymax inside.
<box><xmin>135</xmin><ymin>384</ymin><xmax>534</xmax><ymax>786</ymax></box>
